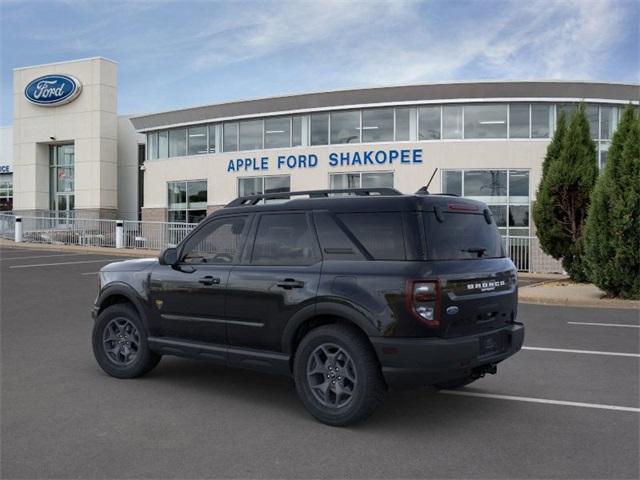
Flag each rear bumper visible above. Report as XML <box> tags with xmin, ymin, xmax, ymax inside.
<box><xmin>370</xmin><ymin>323</ymin><xmax>524</xmax><ymax>390</ymax></box>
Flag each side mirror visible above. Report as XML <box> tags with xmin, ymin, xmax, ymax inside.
<box><xmin>159</xmin><ymin>247</ymin><xmax>178</xmax><ymax>266</ymax></box>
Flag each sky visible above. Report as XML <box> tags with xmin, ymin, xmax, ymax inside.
<box><xmin>0</xmin><ymin>0</ymin><xmax>638</xmax><ymax>126</ymax></box>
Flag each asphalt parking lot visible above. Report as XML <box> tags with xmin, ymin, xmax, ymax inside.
<box><xmin>1</xmin><ymin>245</ymin><xmax>638</xmax><ymax>479</ymax></box>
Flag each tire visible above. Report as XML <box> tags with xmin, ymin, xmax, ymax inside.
<box><xmin>434</xmin><ymin>376</ymin><xmax>477</xmax><ymax>390</ymax></box>
<box><xmin>92</xmin><ymin>303</ymin><xmax>161</xmax><ymax>379</ymax></box>
<box><xmin>293</xmin><ymin>324</ymin><xmax>385</xmax><ymax>426</ymax></box>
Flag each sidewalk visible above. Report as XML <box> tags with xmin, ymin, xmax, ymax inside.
<box><xmin>0</xmin><ymin>238</ymin><xmax>157</xmax><ymax>258</ymax></box>
<box><xmin>519</xmin><ymin>279</ymin><xmax>640</xmax><ymax>310</ymax></box>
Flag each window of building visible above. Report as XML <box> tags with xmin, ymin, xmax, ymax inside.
<box><xmin>442</xmin><ymin>169</ymin><xmax>530</xmax><ymax>236</ymax></box>
<box><xmin>600</xmin><ymin>106</ymin><xmax>619</xmax><ymax>140</ymax></box>
<box><xmin>395</xmin><ymin>107</ymin><xmax>411</xmax><ymax>141</ymax></box>
<box><xmin>419</xmin><ymin>106</ymin><xmax>441</xmax><ymax>140</ymax></box>
<box><xmin>264</xmin><ymin>117</ymin><xmax>291</xmax><ymax>149</ymax></box>
<box><xmin>310</xmin><ymin>113</ymin><xmax>329</xmax><ymax>145</ymax></box>
<box><xmin>531</xmin><ymin>104</ymin><xmax>552</xmax><ymax>138</ymax></box>
<box><xmin>251</xmin><ymin>213</ymin><xmax>318</xmax><ymax>265</ymax></box>
<box><xmin>509</xmin><ymin>104</ymin><xmax>529</xmax><ymax>138</ymax></box>
<box><xmin>442</xmin><ymin>170</ymin><xmax>462</xmax><ymax>196</ymax></box>
<box><xmin>292</xmin><ymin>116</ymin><xmax>303</xmax><ymax>147</ymax></box>
<box><xmin>0</xmin><ymin>173</ymin><xmax>13</xmax><ymax>211</ymax></box>
<box><xmin>330</xmin><ymin>110</ymin><xmax>360</xmax><ymax>144</ymax></box>
<box><xmin>239</xmin><ymin>119</ymin><xmax>263</xmax><ymax>150</ymax></box>
<box><xmin>338</xmin><ymin>212</ymin><xmax>406</xmax><ymax>260</ymax></box>
<box><xmin>442</xmin><ymin>105</ymin><xmax>463</xmax><ymax>139</ymax></box>
<box><xmin>147</xmin><ymin>132</ymin><xmax>158</xmax><ymax>160</ymax></box>
<box><xmin>187</xmin><ymin>126</ymin><xmax>208</xmax><ymax>155</ymax></box>
<box><xmin>223</xmin><ymin>122</ymin><xmax>239</xmax><ymax>152</ymax></box>
<box><xmin>182</xmin><ymin>216</ymin><xmax>247</xmax><ymax>264</ymax></box>
<box><xmin>49</xmin><ymin>144</ymin><xmax>75</xmax><ymax>219</ymax></box>
<box><xmin>329</xmin><ymin>171</ymin><xmax>394</xmax><ymax>189</ymax></box>
<box><xmin>362</xmin><ymin>108</ymin><xmax>394</xmax><ymax>143</ymax></box>
<box><xmin>464</xmin><ymin>104</ymin><xmax>507</xmax><ymax>139</ymax></box>
<box><xmin>238</xmin><ymin>175</ymin><xmax>291</xmax><ymax>200</ymax></box>
<box><xmin>168</xmin><ymin>180</ymin><xmax>207</xmax><ymax>223</ymax></box>
<box><xmin>208</xmin><ymin>124</ymin><xmax>217</xmax><ymax>153</ymax></box>
<box><xmin>168</xmin><ymin>128</ymin><xmax>187</xmax><ymax>157</ymax></box>
<box><xmin>158</xmin><ymin>131</ymin><xmax>168</xmax><ymax>159</ymax></box>
<box><xmin>586</xmin><ymin>104</ymin><xmax>599</xmax><ymax>139</ymax></box>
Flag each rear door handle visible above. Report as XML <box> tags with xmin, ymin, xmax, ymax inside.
<box><xmin>276</xmin><ymin>278</ymin><xmax>305</xmax><ymax>289</ymax></box>
<box><xmin>198</xmin><ymin>276</ymin><xmax>221</xmax><ymax>286</ymax></box>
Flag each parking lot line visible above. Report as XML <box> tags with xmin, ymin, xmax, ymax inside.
<box><xmin>568</xmin><ymin>321</ymin><xmax>640</xmax><ymax>328</ymax></box>
<box><xmin>9</xmin><ymin>259</ymin><xmax>125</xmax><ymax>269</ymax></box>
<box><xmin>1</xmin><ymin>253</ymin><xmax>90</xmax><ymax>261</ymax></box>
<box><xmin>523</xmin><ymin>346</ymin><xmax>640</xmax><ymax>358</ymax></box>
<box><xmin>81</xmin><ymin>272</ymin><xmax>99</xmax><ymax>275</ymax></box>
<box><xmin>439</xmin><ymin>390</ymin><xmax>640</xmax><ymax>413</ymax></box>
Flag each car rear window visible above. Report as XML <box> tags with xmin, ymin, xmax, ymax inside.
<box><xmin>337</xmin><ymin>212</ymin><xmax>406</xmax><ymax>260</ymax></box>
<box><xmin>423</xmin><ymin>211</ymin><xmax>504</xmax><ymax>260</ymax></box>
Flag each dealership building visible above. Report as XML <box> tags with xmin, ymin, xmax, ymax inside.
<box><xmin>5</xmin><ymin>57</ymin><xmax>638</xmax><ymax>239</ymax></box>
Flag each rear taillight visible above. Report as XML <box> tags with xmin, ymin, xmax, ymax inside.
<box><xmin>406</xmin><ymin>280</ymin><xmax>440</xmax><ymax>328</ymax></box>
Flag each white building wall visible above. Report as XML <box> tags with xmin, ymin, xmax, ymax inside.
<box><xmin>12</xmin><ymin>57</ymin><xmax>118</xmax><ymax>217</ymax></box>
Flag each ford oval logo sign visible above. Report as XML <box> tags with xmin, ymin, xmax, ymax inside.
<box><xmin>24</xmin><ymin>74</ymin><xmax>82</xmax><ymax>106</ymax></box>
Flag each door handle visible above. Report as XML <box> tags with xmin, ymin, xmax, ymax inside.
<box><xmin>276</xmin><ymin>278</ymin><xmax>305</xmax><ymax>289</ymax></box>
<box><xmin>198</xmin><ymin>276</ymin><xmax>221</xmax><ymax>286</ymax></box>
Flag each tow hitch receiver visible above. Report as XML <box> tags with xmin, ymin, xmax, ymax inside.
<box><xmin>472</xmin><ymin>363</ymin><xmax>497</xmax><ymax>379</ymax></box>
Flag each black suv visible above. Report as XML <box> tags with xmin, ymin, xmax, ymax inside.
<box><xmin>92</xmin><ymin>188</ymin><xmax>524</xmax><ymax>426</ymax></box>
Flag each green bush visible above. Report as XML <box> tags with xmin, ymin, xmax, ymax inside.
<box><xmin>584</xmin><ymin>106</ymin><xmax>640</xmax><ymax>299</ymax></box>
<box><xmin>533</xmin><ymin>105</ymin><xmax>598</xmax><ymax>281</ymax></box>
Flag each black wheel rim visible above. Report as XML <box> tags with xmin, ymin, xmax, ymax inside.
<box><xmin>103</xmin><ymin>317</ymin><xmax>140</xmax><ymax>366</ymax></box>
<box><xmin>306</xmin><ymin>343</ymin><xmax>357</xmax><ymax>408</ymax></box>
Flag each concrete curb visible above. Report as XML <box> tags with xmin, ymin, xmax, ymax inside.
<box><xmin>519</xmin><ymin>286</ymin><xmax>640</xmax><ymax>310</ymax></box>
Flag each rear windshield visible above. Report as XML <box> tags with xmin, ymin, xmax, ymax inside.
<box><xmin>423</xmin><ymin>211</ymin><xmax>504</xmax><ymax>260</ymax></box>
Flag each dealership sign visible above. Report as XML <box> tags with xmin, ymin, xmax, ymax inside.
<box><xmin>226</xmin><ymin>148</ymin><xmax>423</xmax><ymax>172</ymax></box>
<box><xmin>24</xmin><ymin>74</ymin><xmax>82</xmax><ymax>106</ymax></box>
<box><xmin>0</xmin><ymin>165</ymin><xmax>11</xmax><ymax>173</ymax></box>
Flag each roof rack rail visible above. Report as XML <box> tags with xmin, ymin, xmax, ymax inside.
<box><xmin>226</xmin><ymin>188</ymin><xmax>402</xmax><ymax>207</ymax></box>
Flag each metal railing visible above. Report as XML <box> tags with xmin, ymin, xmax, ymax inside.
<box><xmin>0</xmin><ymin>213</ymin><xmax>15</xmax><ymax>240</ymax></box>
<box><xmin>504</xmin><ymin>235</ymin><xmax>564</xmax><ymax>274</ymax></box>
<box><xmin>122</xmin><ymin>220</ymin><xmax>197</xmax><ymax>250</ymax></box>
<box><xmin>2</xmin><ymin>214</ymin><xmax>564</xmax><ymax>274</ymax></box>
<box><xmin>20</xmin><ymin>216</ymin><xmax>118</xmax><ymax>247</ymax></box>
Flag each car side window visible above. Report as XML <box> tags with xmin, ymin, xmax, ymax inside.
<box><xmin>182</xmin><ymin>216</ymin><xmax>247</xmax><ymax>264</ymax></box>
<box><xmin>251</xmin><ymin>213</ymin><xmax>318</xmax><ymax>265</ymax></box>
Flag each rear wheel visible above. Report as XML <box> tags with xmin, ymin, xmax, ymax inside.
<box><xmin>92</xmin><ymin>304</ymin><xmax>161</xmax><ymax>379</ymax></box>
<box><xmin>294</xmin><ymin>324</ymin><xmax>385</xmax><ymax>426</ymax></box>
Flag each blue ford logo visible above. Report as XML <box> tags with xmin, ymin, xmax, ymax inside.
<box><xmin>24</xmin><ymin>74</ymin><xmax>82</xmax><ymax>106</ymax></box>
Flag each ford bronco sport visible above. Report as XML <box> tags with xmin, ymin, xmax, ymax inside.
<box><xmin>92</xmin><ymin>188</ymin><xmax>524</xmax><ymax>426</ymax></box>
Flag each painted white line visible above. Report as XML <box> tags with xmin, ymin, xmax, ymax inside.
<box><xmin>439</xmin><ymin>390</ymin><xmax>640</xmax><ymax>413</ymax></box>
<box><xmin>1</xmin><ymin>253</ymin><xmax>87</xmax><ymax>261</ymax></box>
<box><xmin>568</xmin><ymin>321</ymin><xmax>640</xmax><ymax>329</ymax></box>
<box><xmin>10</xmin><ymin>259</ymin><xmax>124</xmax><ymax>269</ymax></box>
<box><xmin>523</xmin><ymin>346</ymin><xmax>640</xmax><ymax>358</ymax></box>
<box><xmin>81</xmin><ymin>271</ymin><xmax>99</xmax><ymax>275</ymax></box>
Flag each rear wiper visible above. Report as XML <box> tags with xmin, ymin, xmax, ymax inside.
<box><xmin>461</xmin><ymin>247</ymin><xmax>487</xmax><ymax>257</ymax></box>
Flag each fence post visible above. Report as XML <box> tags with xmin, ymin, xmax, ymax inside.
<box><xmin>14</xmin><ymin>216</ymin><xmax>23</xmax><ymax>243</ymax></box>
<box><xmin>116</xmin><ymin>220</ymin><xmax>124</xmax><ymax>248</ymax></box>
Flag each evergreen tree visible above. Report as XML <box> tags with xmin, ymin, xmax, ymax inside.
<box><xmin>533</xmin><ymin>104</ymin><xmax>598</xmax><ymax>281</ymax></box>
<box><xmin>584</xmin><ymin>106</ymin><xmax>640</xmax><ymax>298</ymax></box>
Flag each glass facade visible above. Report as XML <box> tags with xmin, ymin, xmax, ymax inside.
<box><xmin>49</xmin><ymin>144</ymin><xmax>75</xmax><ymax>219</ymax></box>
<box><xmin>330</xmin><ymin>171</ymin><xmax>394</xmax><ymax>189</ymax></box>
<box><xmin>238</xmin><ymin>175</ymin><xmax>291</xmax><ymax>201</ymax></box>
<box><xmin>442</xmin><ymin>169</ymin><xmax>530</xmax><ymax>237</ymax></box>
<box><xmin>168</xmin><ymin>180</ymin><xmax>207</xmax><ymax>223</ymax></box>
<box><xmin>0</xmin><ymin>173</ymin><xmax>12</xmax><ymax>211</ymax></box>
<box><xmin>143</xmin><ymin>103</ymin><xmax>624</xmax><ymax>168</ymax></box>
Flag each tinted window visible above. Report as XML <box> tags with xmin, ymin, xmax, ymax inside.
<box><xmin>182</xmin><ymin>216</ymin><xmax>247</xmax><ymax>264</ymax></box>
<box><xmin>337</xmin><ymin>213</ymin><xmax>405</xmax><ymax>260</ymax></box>
<box><xmin>331</xmin><ymin>111</ymin><xmax>360</xmax><ymax>144</ymax></box>
<box><xmin>423</xmin><ymin>212</ymin><xmax>503</xmax><ymax>260</ymax></box>
<box><xmin>509</xmin><ymin>104</ymin><xmax>529</xmax><ymax>138</ymax></box>
<box><xmin>395</xmin><ymin>107</ymin><xmax>411</xmax><ymax>141</ymax></box>
<box><xmin>314</xmin><ymin>212</ymin><xmax>365</xmax><ymax>260</ymax></box>
<box><xmin>252</xmin><ymin>214</ymin><xmax>317</xmax><ymax>265</ymax></box>
<box><xmin>188</xmin><ymin>126</ymin><xmax>208</xmax><ymax>155</ymax></box>
<box><xmin>464</xmin><ymin>104</ymin><xmax>507</xmax><ymax>139</ymax></box>
<box><xmin>310</xmin><ymin>113</ymin><xmax>329</xmax><ymax>145</ymax></box>
<box><xmin>169</xmin><ymin>128</ymin><xmax>187</xmax><ymax>157</ymax></box>
<box><xmin>362</xmin><ymin>108</ymin><xmax>393</xmax><ymax>142</ymax></box>
<box><xmin>419</xmin><ymin>106</ymin><xmax>441</xmax><ymax>140</ymax></box>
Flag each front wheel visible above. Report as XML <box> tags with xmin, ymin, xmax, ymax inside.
<box><xmin>293</xmin><ymin>324</ymin><xmax>385</xmax><ymax>426</ymax></box>
<box><xmin>92</xmin><ymin>303</ymin><xmax>161</xmax><ymax>379</ymax></box>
